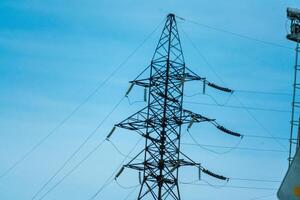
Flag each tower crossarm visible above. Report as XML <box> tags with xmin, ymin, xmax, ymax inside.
<box><xmin>182</xmin><ymin>109</ymin><xmax>242</xmax><ymax>137</ymax></box>
<box><xmin>185</xmin><ymin>67</ymin><xmax>233</xmax><ymax>93</ymax></box>
<box><xmin>179</xmin><ymin>151</ymin><xmax>229</xmax><ymax>181</ymax></box>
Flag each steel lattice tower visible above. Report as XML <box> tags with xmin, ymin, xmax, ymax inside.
<box><xmin>108</xmin><ymin>14</ymin><xmax>241</xmax><ymax>200</ymax></box>
<box><xmin>286</xmin><ymin>7</ymin><xmax>300</xmax><ymax>166</ymax></box>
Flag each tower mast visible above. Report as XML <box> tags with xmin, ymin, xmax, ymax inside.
<box><xmin>109</xmin><ymin>14</ymin><xmax>241</xmax><ymax>200</ymax></box>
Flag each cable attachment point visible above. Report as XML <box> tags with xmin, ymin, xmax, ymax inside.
<box><xmin>187</xmin><ymin>118</ymin><xmax>196</xmax><ymax>131</ymax></box>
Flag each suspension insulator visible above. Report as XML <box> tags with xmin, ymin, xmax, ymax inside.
<box><xmin>170</xmin><ymin>161</ymin><xmax>180</xmax><ymax>173</ymax></box>
<box><xmin>198</xmin><ymin>164</ymin><xmax>202</xmax><ymax>180</ymax></box>
<box><xmin>144</xmin><ymin>88</ymin><xmax>147</xmax><ymax>102</ymax></box>
<box><xmin>115</xmin><ymin>166</ymin><xmax>125</xmax><ymax>179</ymax></box>
<box><xmin>106</xmin><ymin>126</ymin><xmax>116</xmax><ymax>140</ymax></box>
<box><xmin>179</xmin><ymin>75</ymin><xmax>186</xmax><ymax>88</ymax></box>
<box><xmin>202</xmin><ymin>169</ymin><xmax>227</xmax><ymax>180</ymax></box>
<box><xmin>139</xmin><ymin>171</ymin><xmax>142</xmax><ymax>184</ymax></box>
<box><xmin>125</xmin><ymin>83</ymin><xmax>134</xmax><ymax>97</ymax></box>
<box><xmin>207</xmin><ymin>82</ymin><xmax>233</xmax><ymax>93</ymax></box>
<box><xmin>216</xmin><ymin>125</ymin><xmax>241</xmax><ymax>137</ymax></box>
<box><xmin>187</xmin><ymin>119</ymin><xmax>195</xmax><ymax>130</ymax></box>
<box><xmin>203</xmin><ymin>80</ymin><xmax>206</xmax><ymax>94</ymax></box>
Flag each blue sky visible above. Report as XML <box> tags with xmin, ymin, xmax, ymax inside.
<box><xmin>0</xmin><ymin>0</ymin><xmax>299</xmax><ymax>199</ymax></box>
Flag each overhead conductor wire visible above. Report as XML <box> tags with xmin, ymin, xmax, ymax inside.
<box><xmin>31</xmin><ymin>19</ymin><xmax>164</xmax><ymax>200</ymax></box>
<box><xmin>177</xmin><ymin>16</ymin><xmax>292</xmax><ymax>50</ymax></box>
<box><xmin>179</xmin><ymin>22</ymin><xmax>287</xmax><ymax>150</ymax></box>
<box><xmin>0</xmin><ymin>19</ymin><xmax>163</xmax><ymax>180</ymax></box>
<box><xmin>88</xmin><ymin>138</ymin><xmax>143</xmax><ymax>200</ymax></box>
<box><xmin>180</xmin><ymin>181</ymin><xmax>278</xmax><ymax>191</ymax></box>
<box><xmin>32</xmin><ymin>96</ymin><xmax>125</xmax><ymax>200</ymax></box>
<box><xmin>187</xmin><ymin>131</ymin><xmax>243</xmax><ymax>154</ymax></box>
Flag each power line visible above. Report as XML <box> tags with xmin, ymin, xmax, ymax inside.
<box><xmin>115</xmin><ymin>179</ymin><xmax>140</xmax><ymax>190</ymax></box>
<box><xmin>233</xmin><ymin>96</ymin><xmax>287</xmax><ymax>150</ymax></box>
<box><xmin>180</xmin><ymin>176</ymin><xmax>280</xmax><ymax>184</ymax></box>
<box><xmin>0</xmin><ymin>21</ymin><xmax>162</xmax><ymax>180</ymax></box>
<box><xmin>177</xmin><ymin>16</ymin><xmax>292</xmax><ymax>50</ymax></box>
<box><xmin>35</xmin><ymin>136</ymin><xmax>141</xmax><ymax>200</ymax></box>
<box><xmin>230</xmin><ymin>178</ymin><xmax>280</xmax><ymax>183</ymax></box>
<box><xmin>182</xmin><ymin>142</ymin><xmax>288</xmax><ymax>153</ymax></box>
<box><xmin>248</xmin><ymin>193</ymin><xmax>275</xmax><ymax>200</ymax></box>
<box><xmin>185</xmin><ymin>88</ymin><xmax>292</xmax><ymax>98</ymax></box>
<box><xmin>31</xmin><ymin>97</ymin><xmax>125</xmax><ymax>200</ymax></box>
<box><xmin>108</xmin><ymin>139</ymin><xmax>141</xmax><ymax>160</ymax></box>
<box><xmin>180</xmin><ymin>28</ymin><xmax>288</xmax><ymax>150</ymax></box>
<box><xmin>185</xmin><ymin>101</ymin><xmax>291</xmax><ymax>113</ymax></box>
<box><xmin>187</xmin><ymin>131</ymin><xmax>243</xmax><ymax>154</ymax></box>
<box><xmin>243</xmin><ymin>134</ymin><xmax>290</xmax><ymax>141</ymax></box>
<box><xmin>122</xmin><ymin>185</ymin><xmax>139</xmax><ymax>200</ymax></box>
<box><xmin>180</xmin><ymin>181</ymin><xmax>278</xmax><ymax>191</ymax></box>
<box><xmin>36</xmin><ymin>139</ymin><xmax>107</xmax><ymax>200</ymax></box>
<box><xmin>88</xmin><ymin>138</ymin><xmax>142</xmax><ymax>200</ymax></box>
<box><xmin>185</xmin><ymin>92</ymin><xmax>233</xmax><ymax>106</ymax></box>
<box><xmin>235</xmin><ymin>89</ymin><xmax>291</xmax><ymax>96</ymax></box>
<box><xmin>33</xmin><ymin>20</ymin><xmax>165</xmax><ymax>199</ymax></box>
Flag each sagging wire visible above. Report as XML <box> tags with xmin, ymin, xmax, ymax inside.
<box><xmin>187</xmin><ymin>131</ymin><xmax>243</xmax><ymax>155</ymax></box>
<box><xmin>125</xmin><ymin>82</ymin><xmax>148</xmax><ymax>105</ymax></box>
<box><xmin>122</xmin><ymin>185</ymin><xmax>139</xmax><ymax>200</ymax></box>
<box><xmin>202</xmin><ymin>179</ymin><xmax>230</xmax><ymax>189</ymax></box>
<box><xmin>181</xmin><ymin>181</ymin><xmax>278</xmax><ymax>191</ymax></box>
<box><xmin>177</xmin><ymin>15</ymin><xmax>292</xmax><ymax>50</ymax></box>
<box><xmin>180</xmin><ymin>179</ymin><xmax>229</xmax><ymax>189</ymax></box>
<box><xmin>32</xmin><ymin>96</ymin><xmax>126</xmax><ymax>200</ymax></box>
<box><xmin>179</xmin><ymin>179</ymin><xmax>199</xmax><ymax>185</ymax></box>
<box><xmin>88</xmin><ymin>138</ymin><xmax>143</xmax><ymax>200</ymax></box>
<box><xmin>184</xmin><ymin>92</ymin><xmax>233</xmax><ymax>106</ymax></box>
<box><xmin>35</xmin><ymin>139</ymin><xmax>107</xmax><ymax>200</ymax></box>
<box><xmin>230</xmin><ymin>178</ymin><xmax>280</xmax><ymax>183</ymax></box>
<box><xmin>107</xmin><ymin>139</ymin><xmax>139</xmax><ymax>160</ymax></box>
<box><xmin>115</xmin><ymin>179</ymin><xmax>140</xmax><ymax>190</ymax></box>
<box><xmin>126</xmin><ymin>96</ymin><xmax>145</xmax><ymax>105</ymax></box>
<box><xmin>249</xmin><ymin>193</ymin><xmax>276</xmax><ymax>200</ymax></box>
<box><xmin>207</xmin><ymin>93</ymin><xmax>233</xmax><ymax>106</ymax></box>
<box><xmin>180</xmin><ymin>23</ymin><xmax>288</xmax><ymax>150</ymax></box>
<box><xmin>0</xmin><ymin>16</ymin><xmax>163</xmax><ymax>181</ymax></box>
<box><xmin>106</xmin><ymin>127</ymin><xmax>143</xmax><ymax>161</ymax></box>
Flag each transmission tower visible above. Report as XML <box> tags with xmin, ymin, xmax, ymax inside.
<box><xmin>286</xmin><ymin>7</ymin><xmax>300</xmax><ymax>166</ymax></box>
<box><xmin>107</xmin><ymin>14</ymin><xmax>242</xmax><ymax>200</ymax></box>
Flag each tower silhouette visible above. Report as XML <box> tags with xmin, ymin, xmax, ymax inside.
<box><xmin>108</xmin><ymin>14</ymin><xmax>241</xmax><ymax>200</ymax></box>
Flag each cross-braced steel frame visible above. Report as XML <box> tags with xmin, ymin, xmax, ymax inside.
<box><xmin>287</xmin><ymin>9</ymin><xmax>300</xmax><ymax>166</ymax></box>
<box><xmin>111</xmin><ymin>14</ymin><xmax>241</xmax><ymax>200</ymax></box>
